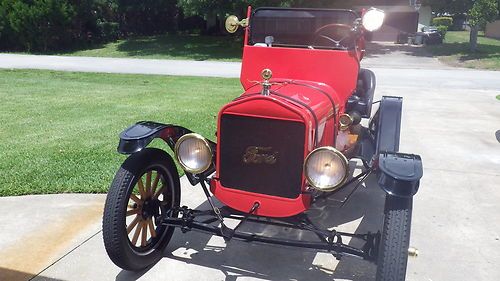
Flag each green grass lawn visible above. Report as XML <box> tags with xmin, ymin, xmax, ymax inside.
<box><xmin>0</xmin><ymin>69</ymin><xmax>241</xmax><ymax>196</ymax></box>
<box><xmin>51</xmin><ymin>34</ymin><xmax>243</xmax><ymax>62</ymax></box>
<box><xmin>426</xmin><ymin>31</ymin><xmax>500</xmax><ymax>70</ymax></box>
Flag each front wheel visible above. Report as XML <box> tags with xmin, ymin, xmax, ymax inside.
<box><xmin>376</xmin><ymin>195</ymin><xmax>413</xmax><ymax>281</ymax></box>
<box><xmin>103</xmin><ymin>148</ymin><xmax>180</xmax><ymax>271</ymax></box>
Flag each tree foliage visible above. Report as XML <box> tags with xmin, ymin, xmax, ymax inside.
<box><xmin>179</xmin><ymin>0</ymin><xmax>292</xmax><ymax>17</ymax></box>
<box><xmin>469</xmin><ymin>0</ymin><xmax>499</xmax><ymax>51</ymax></box>
<box><xmin>422</xmin><ymin>0</ymin><xmax>473</xmax><ymax>15</ymax></box>
<box><xmin>0</xmin><ymin>0</ymin><xmax>75</xmax><ymax>51</ymax></box>
<box><xmin>0</xmin><ymin>0</ymin><xmax>364</xmax><ymax>51</ymax></box>
<box><xmin>178</xmin><ymin>0</ymin><xmax>355</xmax><ymax>19</ymax></box>
<box><xmin>118</xmin><ymin>0</ymin><xmax>178</xmax><ymax>35</ymax></box>
<box><xmin>469</xmin><ymin>0</ymin><xmax>498</xmax><ymax>27</ymax></box>
<box><xmin>0</xmin><ymin>0</ymin><xmax>183</xmax><ymax>51</ymax></box>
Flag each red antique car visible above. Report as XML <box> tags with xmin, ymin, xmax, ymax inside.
<box><xmin>103</xmin><ymin>7</ymin><xmax>422</xmax><ymax>281</ymax></box>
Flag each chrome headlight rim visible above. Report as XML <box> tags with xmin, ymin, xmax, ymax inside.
<box><xmin>174</xmin><ymin>133</ymin><xmax>213</xmax><ymax>174</ymax></box>
<box><xmin>304</xmin><ymin>146</ymin><xmax>349</xmax><ymax>192</ymax></box>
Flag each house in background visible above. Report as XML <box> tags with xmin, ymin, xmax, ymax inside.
<box><xmin>485</xmin><ymin>20</ymin><xmax>500</xmax><ymax>39</ymax></box>
<box><xmin>485</xmin><ymin>1</ymin><xmax>500</xmax><ymax>39</ymax></box>
<box><xmin>355</xmin><ymin>0</ymin><xmax>432</xmax><ymax>42</ymax></box>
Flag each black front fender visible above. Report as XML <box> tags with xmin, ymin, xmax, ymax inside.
<box><xmin>355</xmin><ymin>96</ymin><xmax>402</xmax><ymax>166</ymax></box>
<box><xmin>117</xmin><ymin>121</ymin><xmax>192</xmax><ymax>154</ymax></box>
<box><xmin>375</xmin><ymin>96</ymin><xmax>402</xmax><ymax>154</ymax></box>
<box><xmin>373</xmin><ymin>96</ymin><xmax>423</xmax><ymax>197</ymax></box>
<box><xmin>117</xmin><ymin>121</ymin><xmax>215</xmax><ymax>185</ymax></box>
<box><xmin>354</xmin><ymin>96</ymin><xmax>423</xmax><ymax>197</ymax></box>
<box><xmin>377</xmin><ymin>151</ymin><xmax>423</xmax><ymax>197</ymax></box>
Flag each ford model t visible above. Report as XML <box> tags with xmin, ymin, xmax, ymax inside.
<box><xmin>103</xmin><ymin>6</ymin><xmax>423</xmax><ymax>281</ymax></box>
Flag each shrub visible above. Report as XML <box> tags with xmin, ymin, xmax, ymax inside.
<box><xmin>1</xmin><ymin>0</ymin><xmax>75</xmax><ymax>51</ymax></box>
<box><xmin>0</xmin><ymin>4</ymin><xmax>4</xmax><ymax>36</ymax></box>
<box><xmin>97</xmin><ymin>20</ymin><xmax>120</xmax><ymax>41</ymax></box>
<box><xmin>118</xmin><ymin>0</ymin><xmax>178</xmax><ymax>35</ymax></box>
<box><xmin>436</xmin><ymin>25</ymin><xmax>448</xmax><ymax>38</ymax></box>
<box><xmin>0</xmin><ymin>0</ymin><xmax>181</xmax><ymax>51</ymax></box>
<box><xmin>432</xmin><ymin>17</ymin><xmax>453</xmax><ymax>27</ymax></box>
<box><xmin>179</xmin><ymin>15</ymin><xmax>206</xmax><ymax>33</ymax></box>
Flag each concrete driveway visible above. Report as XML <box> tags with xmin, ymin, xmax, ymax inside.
<box><xmin>0</xmin><ymin>53</ymin><xmax>241</xmax><ymax>78</ymax></box>
<box><xmin>1</xmin><ymin>45</ymin><xmax>499</xmax><ymax>281</ymax></box>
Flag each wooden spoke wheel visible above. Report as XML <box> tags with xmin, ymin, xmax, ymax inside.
<box><xmin>103</xmin><ymin>148</ymin><xmax>180</xmax><ymax>271</ymax></box>
<box><xmin>126</xmin><ymin>169</ymin><xmax>168</xmax><ymax>250</ymax></box>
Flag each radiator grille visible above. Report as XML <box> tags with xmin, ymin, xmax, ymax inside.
<box><xmin>219</xmin><ymin>114</ymin><xmax>305</xmax><ymax>199</ymax></box>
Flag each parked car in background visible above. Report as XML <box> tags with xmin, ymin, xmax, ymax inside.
<box><xmin>420</xmin><ymin>26</ymin><xmax>443</xmax><ymax>45</ymax></box>
<box><xmin>397</xmin><ymin>26</ymin><xmax>443</xmax><ymax>45</ymax></box>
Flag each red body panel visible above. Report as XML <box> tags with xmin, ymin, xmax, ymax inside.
<box><xmin>240</xmin><ymin>46</ymin><xmax>359</xmax><ymax>103</ymax></box>
<box><xmin>212</xmin><ymin>82</ymin><xmax>346</xmax><ymax>217</ymax></box>
<box><xmin>211</xmin><ymin>7</ymin><xmax>364</xmax><ymax>217</ymax></box>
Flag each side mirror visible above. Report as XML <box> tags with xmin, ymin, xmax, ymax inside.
<box><xmin>225</xmin><ymin>15</ymin><xmax>249</xmax><ymax>33</ymax></box>
<box><xmin>362</xmin><ymin>8</ymin><xmax>385</xmax><ymax>32</ymax></box>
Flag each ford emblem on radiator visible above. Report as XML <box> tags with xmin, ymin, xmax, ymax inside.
<box><xmin>243</xmin><ymin>146</ymin><xmax>278</xmax><ymax>164</ymax></box>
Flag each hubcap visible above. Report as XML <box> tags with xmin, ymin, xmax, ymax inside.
<box><xmin>125</xmin><ymin>170</ymin><xmax>168</xmax><ymax>248</ymax></box>
<box><xmin>141</xmin><ymin>199</ymin><xmax>161</xmax><ymax>220</ymax></box>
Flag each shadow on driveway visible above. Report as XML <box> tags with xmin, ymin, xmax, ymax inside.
<box><xmin>115</xmin><ymin>165</ymin><xmax>386</xmax><ymax>281</ymax></box>
<box><xmin>0</xmin><ymin>267</ymin><xmax>66</xmax><ymax>281</ymax></box>
<box><xmin>364</xmin><ymin>41</ymin><xmax>432</xmax><ymax>58</ymax></box>
<box><xmin>115</xmin><ymin>35</ymin><xmax>242</xmax><ymax>61</ymax></box>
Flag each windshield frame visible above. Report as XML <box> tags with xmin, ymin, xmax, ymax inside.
<box><xmin>249</xmin><ymin>7</ymin><xmax>360</xmax><ymax>50</ymax></box>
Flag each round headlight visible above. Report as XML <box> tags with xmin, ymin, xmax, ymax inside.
<box><xmin>362</xmin><ymin>8</ymin><xmax>385</xmax><ymax>32</ymax></box>
<box><xmin>304</xmin><ymin>147</ymin><xmax>349</xmax><ymax>192</ymax></box>
<box><xmin>174</xmin><ymin>133</ymin><xmax>213</xmax><ymax>174</ymax></box>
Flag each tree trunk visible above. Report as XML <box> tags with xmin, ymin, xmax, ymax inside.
<box><xmin>206</xmin><ymin>11</ymin><xmax>216</xmax><ymax>32</ymax></box>
<box><xmin>470</xmin><ymin>25</ymin><xmax>479</xmax><ymax>52</ymax></box>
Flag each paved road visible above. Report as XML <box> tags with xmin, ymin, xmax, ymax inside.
<box><xmin>1</xmin><ymin>50</ymin><xmax>500</xmax><ymax>281</ymax></box>
<box><xmin>1</xmin><ymin>53</ymin><xmax>499</xmax><ymax>92</ymax></box>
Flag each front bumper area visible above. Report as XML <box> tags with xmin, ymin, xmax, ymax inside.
<box><xmin>161</xmin><ymin>205</ymin><xmax>380</xmax><ymax>262</ymax></box>
<box><xmin>211</xmin><ymin>178</ymin><xmax>311</xmax><ymax>218</ymax></box>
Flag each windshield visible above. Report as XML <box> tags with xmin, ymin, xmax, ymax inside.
<box><xmin>250</xmin><ymin>8</ymin><xmax>359</xmax><ymax>48</ymax></box>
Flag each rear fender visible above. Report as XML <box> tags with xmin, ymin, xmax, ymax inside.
<box><xmin>117</xmin><ymin>121</ymin><xmax>215</xmax><ymax>185</ymax></box>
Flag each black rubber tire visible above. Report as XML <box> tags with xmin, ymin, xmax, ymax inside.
<box><xmin>102</xmin><ymin>148</ymin><xmax>180</xmax><ymax>271</ymax></box>
<box><xmin>376</xmin><ymin>195</ymin><xmax>413</xmax><ymax>281</ymax></box>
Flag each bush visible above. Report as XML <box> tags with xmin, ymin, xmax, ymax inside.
<box><xmin>0</xmin><ymin>0</ymin><xmax>120</xmax><ymax>51</ymax></box>
<box><xmin>436</xmin><ymin>25</ymin><xmax>448</xmax><ymax>38</ymax></box>
<box><xmin>0</xmin><ymin>0</ymin><xmax>180</xmax><ymax>51</ymax></box>
<box><xmin>0</xmin><ymin>3</ymin><xmax>5</xmax><ymax>36</ymax></box>
<box><xmin>97</xmin><ymin>20</ymin><xmax>120</xmax><ymax>41</ymax></box>
<box><xmin>432</xmin><ymin>17</ymin><xmax>453</xmax><ymax>27</ymax></box>
<box><xmin>179</xmin><ymin>15</ymin><xmax>206</xmax><ymax>33</ymax></box>
<box><xmin>118</xmin><ymin>0</ymin><xmax>178</xmax><ymax>35</ymax></box>
<box><xmin>1</xmin><ymin>0</ymin><xmax>75</xmax><ymax>51</ymax></box>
